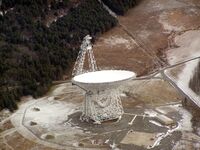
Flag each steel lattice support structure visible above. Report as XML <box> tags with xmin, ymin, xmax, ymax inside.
<box><xmin>72</xmin><ymin>35</ymin><xmax>97</xmax><ymax>77</ymax></box>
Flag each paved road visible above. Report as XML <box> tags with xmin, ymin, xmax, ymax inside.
<box><xmin>134</xmin><ymin>56</ymin><xmax>200</xmax><ymax>108</ymax></box>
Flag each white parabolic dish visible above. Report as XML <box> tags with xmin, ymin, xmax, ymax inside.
<box><xmin>72</xmin><ymin>70</ymin><xmax>136</xmax><ymax>91</ymax></box>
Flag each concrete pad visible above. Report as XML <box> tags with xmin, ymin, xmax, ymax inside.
<box><xmin>155</xmin><ymin>114</ymin><xmax>175</xmax><ymax>125</ymax></box>
<box><xmin>120</xmin><ymin>131</ymin><xmax>158</xmax><ymax>148</ymax></box>
<box><xmin>156</xmin><ymin>106</ymin><xmax>176</xmax><ymax>114</ymax></box>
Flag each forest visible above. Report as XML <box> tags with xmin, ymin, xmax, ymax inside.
<box><xmin>0</xmin><ymin>0</ymin><xmax>136</xmax><ymax>111</ymax></box>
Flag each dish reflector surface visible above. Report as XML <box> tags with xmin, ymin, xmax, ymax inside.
<box><xmin>73</xmin><ymin>70</ymin><xmax>136</xmax><ymax>84</ymax></box>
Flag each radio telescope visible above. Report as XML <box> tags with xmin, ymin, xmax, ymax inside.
<box><xmin>72</xmin><ymin>35</ymin><xmax>136</xmax><ymax>123</ymax></box>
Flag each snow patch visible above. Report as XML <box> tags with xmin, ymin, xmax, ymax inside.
<box><xmin>110</xmin><ymin>142</ymin><xmax>120</xmax><ymax>150</ymax></box>
<box><xmin>145</xmin><ymin>0</ymin><xmax>187</xmax><ymax>13</ymax></box>
<box><xmin>24</xmin><ymin>98</ymin><xmax>78</xmax><ymax>130</ymax></box>
<box><xmin>173</xmin><ymin>105</ymin><xmax>193</xmax><ymax>131</ymax></box>
<box><xmin>156</xmin><ymin>105</ymin><xmax>176</xmax><ymax>114</ymax></box>
<box><xmin>103</xmin><ymin>36</ymin><xmax>134</xmax><ymax>50</ymax></box>
<box><xmin>166</xmin><ymin>30</ymin><xmax>200</xmax><ymax>106</ymax></box>
<box><xmin>167</xmin><ymin>30</ymin><xmax>200</xmax><ymax>64</ymax></box>
<box><xmin>159</xmin><ymin>12</ymin><xmax>184</xmax><ymax>32</ymax></box>
<box><xmin>149</xmin><ymin>120</ymin><xmax>163</xmax><ymax>127</ymax></box>
<box><xmin>120</xmin><ymin>93</ymin><xmax>127</xmax><ymax>97</ymax></box>
<box><xmin>144</xmin><ymin>109</ymin><xmax>158</xmax><ymax>117</ymax></box>
<box><xmin>177</xmin><ymin>59</ymin><xmax>200</xmax><ymax>106</ymax></box>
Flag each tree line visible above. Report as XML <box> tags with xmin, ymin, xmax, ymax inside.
<box><xmin>102</xmin><ymin>0</ymin><xmax>137</xmax><ymax>15</ymax></box>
